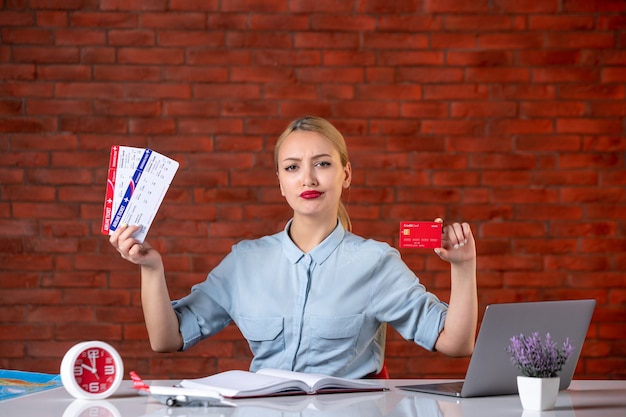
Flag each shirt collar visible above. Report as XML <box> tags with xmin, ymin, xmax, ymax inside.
<box><xmin>281</xmin><ymin>218</ymin><xmax>346</xmax><ymax>265</ymax></box>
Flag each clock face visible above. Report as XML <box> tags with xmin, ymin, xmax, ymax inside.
<box><xmin>61</xmin><ymin>341</ymin><xmax>124</xmax><ymax>400</ymax></box>
<box><xmin>72</xmin><ymin>346</ymin><xmax>118</xmax><ymax>394</ymax></box>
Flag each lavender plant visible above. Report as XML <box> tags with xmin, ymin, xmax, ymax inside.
<box><xmin>506</xmin><ymin>332</ymin><xmax>575</xmax><ymax>378</ymax></box>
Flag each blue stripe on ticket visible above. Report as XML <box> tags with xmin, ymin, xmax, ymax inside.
<box><xmin>110</xmin><ymin>148</ymin><xmax>152</xmax><ymax>231</ymax></box>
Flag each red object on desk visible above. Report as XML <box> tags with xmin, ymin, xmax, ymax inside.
<box><xmin>365</xmin><ymin>364</ymin><xmax>389</xmax><ymax>379</ymax></box>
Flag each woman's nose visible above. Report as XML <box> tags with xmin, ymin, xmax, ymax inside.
<box><xmin>302</xmin><ymin>166</ymin><xmax>318</xmax><ymax>186</ymax></box>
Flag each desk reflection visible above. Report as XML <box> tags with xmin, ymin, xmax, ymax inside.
<box><xmin>141</xmin><ymin>392</ymin><xmax>388</xmax><ymax>417</ymax></box>
<box><xmin>63</xmin><ymin>400</ymin><xmax>122</xmax><ymax>417</ymax></box>
<box><xmin>389</xmin><ymin>390</ymin><xmax>575</xmax><ymax>417</ymax></box>
<box><xmin>12</xmin><ymin>380</ymin><xmax>618</xmax><ymax>417</ymax></box>
<box><xmin>139</xmin><ymin>392</ymin><xmax>574</xmax><ymax>417</ymax></box>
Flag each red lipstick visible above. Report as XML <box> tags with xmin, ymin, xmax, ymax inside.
<box><xmin>300</xmin><ymin>190</ymin><xmax>322</xmax><ymax>199</ymax></box>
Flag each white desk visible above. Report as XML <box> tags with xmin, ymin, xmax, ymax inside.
<box><xmin>2</xmin><ymin>379</ymin><xmax>625</xmax><ymax>417</ymax></box>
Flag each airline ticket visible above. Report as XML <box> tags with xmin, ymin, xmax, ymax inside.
<box><xmin>101</xmin><ymin>146</ymin><xmax>178</xmax><ymax>243</ymax></box>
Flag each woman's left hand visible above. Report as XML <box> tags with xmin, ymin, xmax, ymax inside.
<box><xmin>434</xmin><ymin>220</ymin><xmax>476</xmax><ymax>265</ymax></box>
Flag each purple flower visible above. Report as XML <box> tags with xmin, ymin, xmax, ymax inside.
<box><xmin>506</xmin><ymin>332</ymin><xmax>574</xmax><ymax>378</ymax></box>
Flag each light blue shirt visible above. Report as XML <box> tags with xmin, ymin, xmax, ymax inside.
<box><xmin>173</xmin><ymin>220</ymin><xmax>448</xmax><ymax>378</ymax></box>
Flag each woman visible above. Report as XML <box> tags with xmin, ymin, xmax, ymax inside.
<box><xmin>110</xmin><ymin>116</ymin><xmax>477</xmax><ymax>378</ymax></box>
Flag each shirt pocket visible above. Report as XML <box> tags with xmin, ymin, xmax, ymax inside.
<box><xmin>308</xmin><ymin>314</ymin><xmax>364</xmax><ymax>366</ymax></box>
<box><xmin>237</xmin><ymin>316</ymin><xmax>285</xmax><ymax>361</ymax></box>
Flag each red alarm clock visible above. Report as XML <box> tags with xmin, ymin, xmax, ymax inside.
<box><xmin>60</xmin><ymin>341</ymin><xmax>124</xmax><ymax>400</ymax></box>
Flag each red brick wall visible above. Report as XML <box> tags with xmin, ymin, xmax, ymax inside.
<box><xmin>1</xmin><ymin>1</ymin><xmax>625</xmax><ymax>380</ymax></box>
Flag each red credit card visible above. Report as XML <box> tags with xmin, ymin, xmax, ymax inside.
<box><xmin>399</xmin><ymin>221</ymin><xmax>442</xmax><ymax>248</ymax></box>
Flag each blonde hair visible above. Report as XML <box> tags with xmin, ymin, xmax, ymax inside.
<box><xmin>274</xmin><ymin>116</ymin><xmax>352</xmax><ymax>232</ymax></box>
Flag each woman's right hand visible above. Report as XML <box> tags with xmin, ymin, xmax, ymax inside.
<box><xmin>109</xmin><ymin>224</ymin><xmax>162</xmax><ymax>269</ymax></box>
<box><xmin>110</xmin><ymin>224</ymin><xmax>182</xmax><ymax>352</ymax></box>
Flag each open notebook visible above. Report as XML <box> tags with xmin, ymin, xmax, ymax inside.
<box><xmin>180</xmin><ymin>368</ymin><xmax>386</xmax><ymax>399</ymax></box>
<box><xmin>397</xmin><ymin>299</ymin><xmax>595</xmax><ymax>398</ymax></box>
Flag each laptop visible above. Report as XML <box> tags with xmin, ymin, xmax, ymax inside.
<box><xmin>397</xmin><ymin>299</ymin><xmax>596</xmax><ymax>398</ymax></box>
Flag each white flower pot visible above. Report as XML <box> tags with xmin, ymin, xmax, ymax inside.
<box><xmin>517</xmin><ymin>376</ymin><xmax>560</xmax><ymax>411</ymax></box>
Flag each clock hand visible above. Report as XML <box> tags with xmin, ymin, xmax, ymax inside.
<box><xmin>81</xmin><ymin>363</ymin><xmax>96</xmax><ymax>373</ymax></box>
<box><xmin>81</xmin><ymin>363</ymin><xmax>100</xmax><ymax>379</ymax></box>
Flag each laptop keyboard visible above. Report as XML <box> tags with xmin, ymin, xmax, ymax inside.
<box><xmin>397</xmin><ymin>381</ymin><xmax>464</xmax><ymax>397</ymax></box>
<box><xmin>433</xmin><ymin>382</ymin><xmax>464</xmax><ymax>393</ymax></box>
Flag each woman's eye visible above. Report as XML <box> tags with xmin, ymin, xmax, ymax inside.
<box><xmin>284</xmin><ymin>165</ymin><xmax>298</xmax><ymax>172</ymax></box>
<box><xmin>315</xmin><ymin>161</ymin><xmax>331</xmax><ymax>168</ymax></box>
